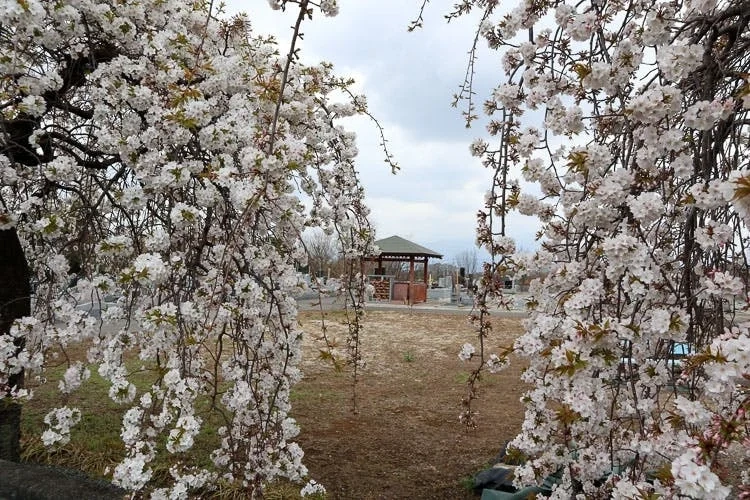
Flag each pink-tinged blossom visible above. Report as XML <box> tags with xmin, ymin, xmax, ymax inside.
<box><xmin>582</xmin><ymin>62</ymin><xmax>612</xmax><ymax>90</ymax></box>
<box><xmin>492</xmin><ymin>83</ymin><xmax>520</xmax><ymax>109</ymax></box>
<box><xmin>657</xmin><ymin>43</ymin><xmax>704</xmax><ymax>81</ymax></box>
<box><xmin>627</xmin><ymin>192</ymin><xmax>662</xmax><ymax>225</ymax></box>
<box><xmin>695</xmin><ymin>220</ymin><xmax>732</xmax><ymax>249</ymax></box>
<box><xmin>684</xmin><ymin>99</ymin><xmax>734</xmax><ymax>130</ymax></box>
<box><xmin>568</xmin><ymin>11</ymin><xmax>598</xmax><ymax>41</ymax></box>
<box><xmin>672</xmin><ymin>449</ymin><xmax>731</xmax><ymax>498</ymax></box>
<box><xmin>470</xmin><ymin>138</ymin><xmax>488</xmax><ymax>157</ymax></box>
<box><xmin>554</xmin><ymin>4</ymin><xmax>575</xmax><ymax>28</ymax></box>
<box><xmin>673</xmin><ymin>396</ymin><xmax>712</xmax><ymax>426</ymax></box>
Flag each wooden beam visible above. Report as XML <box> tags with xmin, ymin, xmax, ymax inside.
<box><xmin>362</xmin><ymin>255</ymin><xmax>440</xmax><ymax>262</ymax></box>
<box><xmin>408</xmin><ymin>256</ymin><xmax>415</xmax><ymax>306</ymax></box>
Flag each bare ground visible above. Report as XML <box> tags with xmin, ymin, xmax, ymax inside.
<box><xmin>293</xmin><ymin>309</ymin><xmax>526</xmax><ymax>500</ymax></box>
<box><xmin>17</xmin><ymin>308</ymin><xmax>747</xmax><ymax>498</ymax></box>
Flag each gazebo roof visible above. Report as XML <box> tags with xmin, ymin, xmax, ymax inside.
<box><xmin>374</xmin><ymin>235</ymin><xmax>443</xmax><ymax>259</ymax></box>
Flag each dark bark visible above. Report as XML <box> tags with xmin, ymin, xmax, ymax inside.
<box><xmin>0</xmin><ymin>112</ymin><xmax>53</xmax><ymax>167</ymax></box>
<box><xmin>0</xmin><ymin>40</ymin><xmax>119</xmax><ymax>168</ymax></box>
<box><xmin>0</xmin><ymin>228</ymin><xmax>31</xmax><ymax>462</ymax></box>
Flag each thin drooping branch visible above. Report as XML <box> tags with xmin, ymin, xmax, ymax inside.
<box><xmin>267</xmin><ymin>0</ymin><xmax>309</xmax><ymax>156</ymax></box>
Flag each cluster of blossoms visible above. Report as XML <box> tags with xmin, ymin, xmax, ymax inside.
<box><xmin>41</xmin><ymin>407</ymin><xmax>81</xmax><ymax>447</ymax></box>
<box><xmin>1</xmin><ymin>0</ymin><xmax>378</xmax><ymax>496</ymax></box>
<box><xmin>450</xmin><ymin>0</ymin><xmax>750</xmax><ymax>497</ymax></box>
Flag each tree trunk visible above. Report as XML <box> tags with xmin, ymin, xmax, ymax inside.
<box><xmin>0</xmin><ymin>228</ymin><xmax>31</xmax><ymax>462</ymax></box>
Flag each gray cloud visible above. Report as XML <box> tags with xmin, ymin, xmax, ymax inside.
<box><xmin>225</xmin><ymin>1</ymin><xmax>542</xmax><ymax>260</ymax></box>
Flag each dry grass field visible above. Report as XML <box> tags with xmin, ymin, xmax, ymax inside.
<box><xmin>292</xmin><ymin>309</ymin><xmax>527</xmax><ymax>499</ymax></box>
<box><xmin>19</xmin><ymin>309</ymin><xmax>528</xmax><ymax>499</ymax></box>
<box><xmin>19</xmin><ymin>308</ymin><xmax>748</xmax><ymax>498</ymax></box>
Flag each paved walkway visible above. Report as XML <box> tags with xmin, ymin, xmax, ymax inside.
<box><xmin>366</xmin><ymin>300</ymin><xmax>529</xmax><ymax>317</ymax></box>
<box><xmin>297</xmin><ymin>291</ymin><xmax>530</xmax><ymax>318</ymax></box>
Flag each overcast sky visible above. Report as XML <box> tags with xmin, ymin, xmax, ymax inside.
<box><xmin>223</xmin><ymin>1</ymin><xmax>542</xmax><ymax>262</ymax></box>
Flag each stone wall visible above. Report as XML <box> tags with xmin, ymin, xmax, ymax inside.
<box><xmin>369</xmin><ymin>277</ymin><xmax>391</xmax><ymax>300</ymax></box>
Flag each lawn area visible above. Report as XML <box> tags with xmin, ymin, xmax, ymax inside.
<box><xmin>18</xmin><ymin>309</ymin><xmax>527</xmax><ymax>499</ymax></box>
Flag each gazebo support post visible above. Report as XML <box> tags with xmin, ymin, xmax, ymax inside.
<box><xmin>408</xmin><ymin>256</ymin><xmax>415</xmax><ymax>306</ymax></box>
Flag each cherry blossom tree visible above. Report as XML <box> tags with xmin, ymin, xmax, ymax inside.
<box><xmin>1</xmin><ymin>0</ymin><xmax>378</xmax><ymax>496</ymax></box>
<box><xmin>424</xmin><ymin>0</ymin><xmax>750</xmax><ymax>497</ymax></box>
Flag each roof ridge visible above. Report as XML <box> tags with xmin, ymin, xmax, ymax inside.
<box><xmin>373</xmin><ymin>235</ymin><xmax>443</xmax><ymax>258</ymax></box>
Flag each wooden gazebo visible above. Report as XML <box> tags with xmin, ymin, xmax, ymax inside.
<box><xmin>364</xmin><ymin>235</ymin><xmax>443</xmax><ymax>304</ymax></box>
